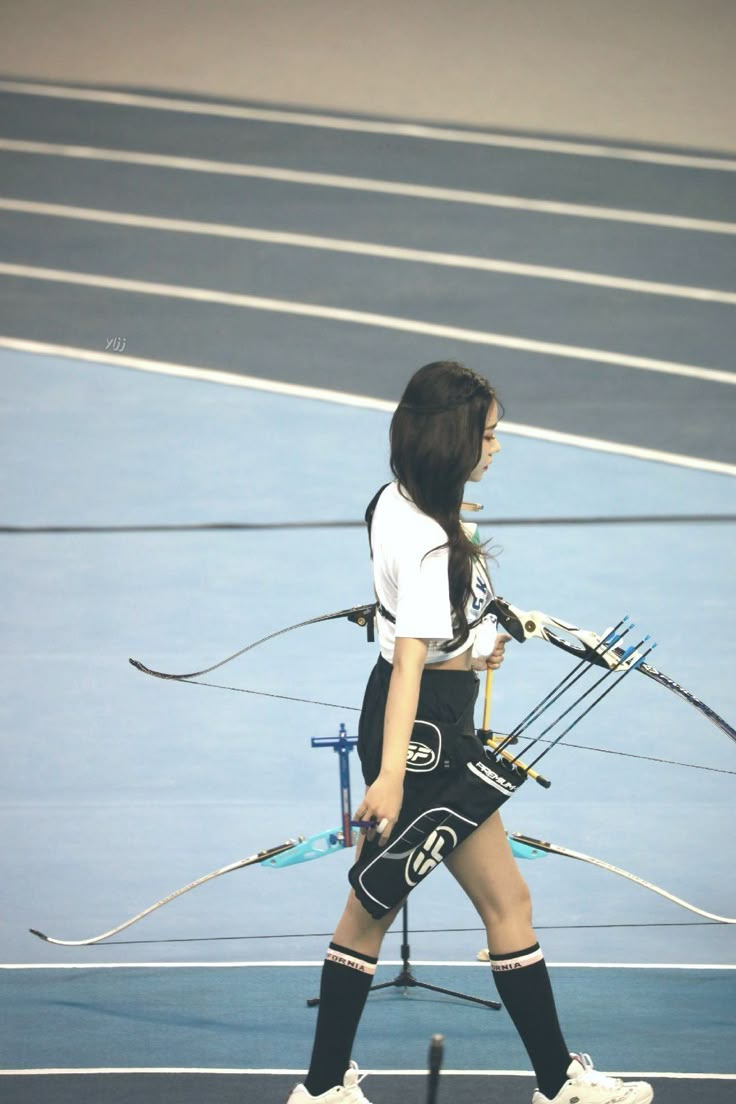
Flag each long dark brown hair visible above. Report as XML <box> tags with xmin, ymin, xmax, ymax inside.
<box><xmin>389</xmin><ymin>360</ymin><xmax>499</xmax><ymax>651</ymax></box>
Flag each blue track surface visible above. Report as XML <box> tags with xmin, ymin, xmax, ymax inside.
<box><xmin>1</xmin><ymin>965</ymin><xmax>734</xmax><ymax>1074</ymax></box>
<box><xmin>1</xmin><ymin>80</ymin><xmax>735</xmax><ymax>1092</ymax></box>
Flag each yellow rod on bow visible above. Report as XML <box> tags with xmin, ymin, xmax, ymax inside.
<box><xmin>482</xmin><ymin>668</ymin><xmax>551</xmax><ymax>789</ymax></box>
<box><xmin>482</xmin><ymin>668</ymin><xmax>493</xmax><ymax>731</ymax></box>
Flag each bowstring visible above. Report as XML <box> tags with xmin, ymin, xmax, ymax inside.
<box><xmin>174</xmin><ymin>677</ymin><xmax>735</xmax><ymax>777</ymax></box>
<box><xmin>178</xmin><ymin>677</ymin><xmax>361</xmax><ymax>711</ymax></box>
<box><xmin>90</xmin><ymin>918</ymin><xmax>723</xmax><ymax>946</ymax></box>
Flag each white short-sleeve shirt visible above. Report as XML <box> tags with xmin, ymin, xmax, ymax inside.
<box><xmin>369</xmin><ymin>482</ymin><xmax>496</xmax><ymax>663</ymax></box>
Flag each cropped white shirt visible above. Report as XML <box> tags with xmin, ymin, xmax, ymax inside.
<box><xmin>369</xmin><ymin>482</ymin><xmax>497</xmax><ymax>664</ymax></box>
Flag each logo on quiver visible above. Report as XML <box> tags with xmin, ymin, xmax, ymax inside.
<box><xmin>407</xmin><ymin>742</ymin><xmax>435</xmax><ymax>767</ymax></box>
<box><xmin>405</xmin><ymin>826</ymin><xmax>458</xmax><ymax>886</ymax></box>
<box><xmin>405</xmin><ymin>720</ymin><xmax>442</xmax><ymax>773</ymax></box>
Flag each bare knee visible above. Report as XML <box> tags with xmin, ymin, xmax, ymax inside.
<box><xmin>477</xmin><ymin>875</ymin><xmax>533</xmax><ymax>933</ymax></box>
<box><xmin>332</xmin><ymin>890</ymin><xmax>399</xmax><ymax>957</ymax></box>
<box><xmin>445</xmin><ymin>815</ymin><xmax>536</xmax><ymax>940</ymax></box>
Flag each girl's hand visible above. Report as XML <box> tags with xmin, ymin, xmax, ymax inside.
<box><xmin>472</xmin><ymin>632</ymin><xmax>512</xmax><ymax>671</ymax></box>
<box><xmin>355</xmin><ymin>773</ymin><xmax>404</xmax><ymax>846</ymax></box>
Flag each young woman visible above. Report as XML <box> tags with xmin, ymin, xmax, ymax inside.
<box><xmin>287</xmin><ymin>361</ymin><xmax>653</xmax><ymax>1104</ymax></box>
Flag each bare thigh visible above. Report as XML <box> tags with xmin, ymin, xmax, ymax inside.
<box><xmin>332</xmin><ymin>833</ymin><xmax>402</xmax><ymax>956</ymax></box>
<box><xmin>445</xmin><ymin>812</ymin><xmax>536</xmax><ymax>954</ymax></box>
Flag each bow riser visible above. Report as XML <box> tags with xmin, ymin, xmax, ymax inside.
<box><xmin>261</xmin><ymin>827</ymin><xmax>351</xmax><ymax>867</ymax></box>
<box><xmin>493</xmin><ymin>599</ymin><xmax>641</xmax><ymax>671</ymax></box>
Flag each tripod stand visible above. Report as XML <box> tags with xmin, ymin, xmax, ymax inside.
<box><xmin>307</xmin><ymin>900</ymin><xmax>499</xmax><ymax>1010</ymax></box>
<box><xmin>366</xmin><ymin>900</ymin><xmax>500</xmax><ymax>1009</ymax></box>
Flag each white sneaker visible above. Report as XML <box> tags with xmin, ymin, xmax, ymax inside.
<box><xmin>532</xmin><ymin>1054</ymin><xmax>653</xmax><ymax>1104</ymax></box>
<box><xmin>286</xmin><ymin>1061</ymin><xmax>373</xmax><ymax>1103</ymax></box>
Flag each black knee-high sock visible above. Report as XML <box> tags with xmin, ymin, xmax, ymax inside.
<box><xmin>488</xmin><ymin>943</ymin><xmax>571</xmax><ymax>1100</ymax></box>
<box><xmin>304</xmin><ymin>942</ymin><xmax>378</xmax><ymax>1096</ymax></box>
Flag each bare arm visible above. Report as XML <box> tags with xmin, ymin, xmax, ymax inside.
<box><xmin>355</xmin><ymin>636</ymin><xmax>428</xmax><ymax>845</ymax></box>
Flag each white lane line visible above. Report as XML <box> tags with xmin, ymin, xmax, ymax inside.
<box><xmin>0</xmin><ymin>79</ymin><xmax>734</xmax><ymax>173</ymax></box>
<box><xmin>1</xmin><ymin>139</ymin><xmax>734</xmax><ymax>235</ymax></box>
<box><xmin>2</xmin><ymin>959</ymin><xmax>734</xmax><ymax>969</ymax></box>
<box><xmin>0</xmin><ymin>336</ymin><xmax>394</xmax><ymax>410</ymax></box>
<box><xmin>491</xmin><ymin>422</ymin><xmax>736</xmax><ymax>476</ymax></box>
<box><xmin>1</xmin><ymin>265</ymin><xmax>734</xmax><ymax>389</ymax></box>
<box><xmin>2</xmin><ymin>338</ymin><xmax>735</xmax><ymax>477</ymax></box>
<box><xmin>2</xmin><ymin>197</ymin><xmax>733</xmax><ymax>305</ymax></box>
<box><xmin>0</xmin><ymin>1068</ymin><xmax>733</xmax><ymax>1078</ymax></box>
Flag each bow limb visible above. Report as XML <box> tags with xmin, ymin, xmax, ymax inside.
<box><xmin>507</xmin><ymin>832</ymin><xmax>736</xmax><ymax>924</ymax></box>
<box><xmin>480</xmin><ymin>830</ymin><xmax>736</xmax><ymax>958</ymax></box>
<box><xmin>632</xmin><ymin>661</ymin><xmax>736</xmax><ymax>744</ymax></box>
<box><xmin>490</xmin><ymin>596</ymin><xmax>736</xmax><ymax>746</ymax></box>
<box><xmin>29</xmin><ymin>838</ymin><xmax>299</xmax><ymax>947</ymax></box>
<box><xmin>129</xmin><ymin>603</ymin><xmax>377</xmax><ymax>681</ymax></box>
<box><xmin>29</xmin><ymin>826</ymin><xmax>356</xmax><ymax>948</ymax></box>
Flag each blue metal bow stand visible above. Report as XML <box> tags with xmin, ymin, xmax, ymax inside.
<box><xmin>305</xmin><ymin>721</ymin><xmax>501</xmax><ymax>1012</ymax></box>
<box><xmin>311</xmin><ymin>723</ymin><xmax>356</xmax><ymax>846</ymax></box>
